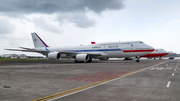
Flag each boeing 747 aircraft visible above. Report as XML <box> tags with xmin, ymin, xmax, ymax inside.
<box><xmin>141</xmin><ymin>49</ymin><xmax>169</xmax><ymax>60</ymax></box>
<box><xmin>5</xmin><ymin>32</ymin><xmax>154</xmax><ymax>63</ymax></box>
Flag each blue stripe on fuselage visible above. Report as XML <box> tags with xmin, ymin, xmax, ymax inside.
<box><xmin>64</xmin><ymin>49</ymin><xmax>122</xmax><ymax>52</ymax></box>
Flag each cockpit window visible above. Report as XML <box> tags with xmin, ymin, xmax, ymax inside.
<box><xmin>139</xmin><ymin>41</ymin><xmax>144</xmax><ymax>43</ymax></box>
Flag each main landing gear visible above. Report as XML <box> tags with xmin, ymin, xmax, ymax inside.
<box><xmin>74</xmin><ymin>58</ymin><xmax>92</xmax><ymax>63</ymax></box>
<box><xmin>136</xmin><ymin>56</ymin><xmax>140</xmax><ymax>62</ymax></box>
<box><xmin>87</xmin><ymin>58</ymin><xmax>92</xmax><ymax>63</ymax></box>
<box><xmin>74</xmin><ymin>60</ymin><xmax>78</xmax><ymax>63</ymax></box>
<box><xmin>136</xmin><ymin>60</ymin><xmax>140</xmax><ymax>62</ymax></box>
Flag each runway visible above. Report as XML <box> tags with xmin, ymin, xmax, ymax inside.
<box><xmin>0</xmin><ymin>59</ymin><xmax>179</xmax><ymax>101</ymax></box>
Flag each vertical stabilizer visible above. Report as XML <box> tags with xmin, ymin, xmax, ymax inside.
<box><xmin>31</xmin><ymin>32</ymin><xmax>49</xmax><ymax>48</ymax></box>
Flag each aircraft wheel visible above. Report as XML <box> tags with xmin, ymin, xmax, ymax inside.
<box><xmin>87</xmin><ymin>58</ymin><xmax>92</xmax><ymax>63</ymax></box>
<box><xmin>136</xmin><ymin>60</ymin><xmax>140</xmax><ymax>62</ymax></box>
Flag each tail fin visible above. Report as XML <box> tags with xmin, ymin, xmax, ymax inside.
<box><xmin>31</xmin><ymin>32</ymin><xmax>49</xmax><ymax>48</ymax></box>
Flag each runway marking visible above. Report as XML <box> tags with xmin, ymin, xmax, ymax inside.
<box><xmin>149</xmin><ymin>67</ymin><xmax>171</xmax><ymax>70</ymax></box>
<box><xmin>174</xmin><ymin>69</ymin><xmax>176</xmax><ymax>71</ymax></box>
<box><xmin>32</xmin><ymin>61</ymin><xmax>168</xmax><ymax>101</ymax></box>
<box><xmin>166</xmin><ymin>81</ymin><xmax>171</xmax><ymax>88</ymax></box>
<box><xmin>176</xmin><ymin>62</ymin><xmax>179</xmax><ymax>68</ymax></box>
<box><xmin>149</xmin><ymin>67</ymin><xmax>164</xmax><ymax>70</ymax></box>
<box><xmin>172</xmin><ymin>73</ymin><xmax>174</xmax><ymax>76</ymax></box>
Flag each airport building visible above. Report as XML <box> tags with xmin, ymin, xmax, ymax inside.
<box><xmin>3</xmin><ymin>54</ymin><xmax>27</xmax><ymax>59</ymax></box>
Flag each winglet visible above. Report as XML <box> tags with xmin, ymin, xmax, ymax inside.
<box><xmin>31</xmin><ymin>32</ymin><xmax>49</xmax><ymax>48</ymax></box>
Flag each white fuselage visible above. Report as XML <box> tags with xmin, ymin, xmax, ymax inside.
<box><xmin>36</xmin><ymin>41</ymin><xmax>154</xmax><ymax>59</ymax></box>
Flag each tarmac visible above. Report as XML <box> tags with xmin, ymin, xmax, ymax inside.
<box><xmin>0</xmin><ymin>59</ymin><xmax>179</xmax><ymax>101</ymax></box>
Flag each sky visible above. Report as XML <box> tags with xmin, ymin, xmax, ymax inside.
<box><xmin>0</xmin><ymin>0</ymin><xmax>180</xmax><ymax>56</ymax></box>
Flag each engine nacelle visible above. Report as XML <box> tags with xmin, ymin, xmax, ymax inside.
<box><xmin>76</xmin><ymin>54</ymin><xmax>89</xmax><ymax>62</ymax></box>
<box><xmin>47</xmin><ymin>52</ymin><xmax>61</xmax><ymax>60</ymax></box>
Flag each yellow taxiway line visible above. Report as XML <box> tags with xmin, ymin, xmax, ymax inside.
<box><xmin>32</xmin><ymin>61</ymin><xmax>168</xmax><ymax>101</ymax></box>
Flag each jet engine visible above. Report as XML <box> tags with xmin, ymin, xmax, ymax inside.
<box><xmin>75</xmin><ymin>54</ymin><xmax>89</xmax><ymax>62</ymax></box>
<box><xmin>47</xmin><ymin>52</ymin><xmax>61</xmax><ymax>60</ymax></box>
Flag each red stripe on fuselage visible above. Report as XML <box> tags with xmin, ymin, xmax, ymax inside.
<box><xmin>123</xmin><ymin>49</ymin><xmax>154</xmax><ymax>52</ymax></box>
<box><xmin>141</xmin><ymin>53</ymin><xmax>169</xmax><ymax>57</ymax></box>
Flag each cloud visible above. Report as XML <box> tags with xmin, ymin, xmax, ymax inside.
<box><xmin>31</xmin><ymin>16</ymin><xmax>63</xmax><ymax>33</ymax></box>
<box><xmin>0</xmin><ymin>0</ymin><xmax>125</xmax><ymax>28</ymax></box>
<box><xmin>154</xmin><ymin>23</ymin><xmax>165</xmax><ymax>25</ymax></box>
<box><xmin>0</xmin><ymin>18</ymin><xmax>15</xmax><ymax>34</ymax></box>
<box><xmin>154</xmin><ymin>18</ymin><xmax>180</xmax><ymax>26</ymax></box>
<box><xmin>56</xmin><ymin>12</ymin><xmax>96</xmax><ymax>28</ymax></box>
<box><xmin>84</xmin><ymin>0</ymin><xmax>125</xmax><ymax>13</ymax></box>
<box><xmin>0</xmin><ymin>0</ymin><xmax>125</xmax><ymax>14</ymax></box>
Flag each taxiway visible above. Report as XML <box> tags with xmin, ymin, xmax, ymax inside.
<box><xmin>0</xmin><ymin>59</ymin><xmax>179</xmax><ymax>101</ymax></box>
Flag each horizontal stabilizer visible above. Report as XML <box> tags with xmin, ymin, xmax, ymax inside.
<box><xmin>19</xmin><ymin>47</ymin><xmax>33</xmax><ymax>50</ymax></box>
<box><xmin>5</xmin><ymin>48</ymin><xmax>37</xmax><ymax>52</ymax></box>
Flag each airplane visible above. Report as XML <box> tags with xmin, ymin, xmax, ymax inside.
<box><xmin>163</xmin><ymin>51</ymin><xmax>179</xmax><ymax>59</ymax></box>
<box><xmin>140</xmin><ymin>49</ymin><xmax>169</xmax><ymax>60</ymax></box>
<box><xmin>5</xmin><ymin>32</ymin><xmax>155</xmax><ymax>63</ymax></box>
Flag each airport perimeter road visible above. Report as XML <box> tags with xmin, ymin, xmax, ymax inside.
<box><xmin>0</xmin><ymin>59</ymin><xmax>179</xmax><ymax>101</ymax></box>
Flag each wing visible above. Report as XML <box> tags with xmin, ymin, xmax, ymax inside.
<box><xmin>5</xmin><ymin>47</ymin><xmax>104</xmax><ymax>57</ymax></box>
